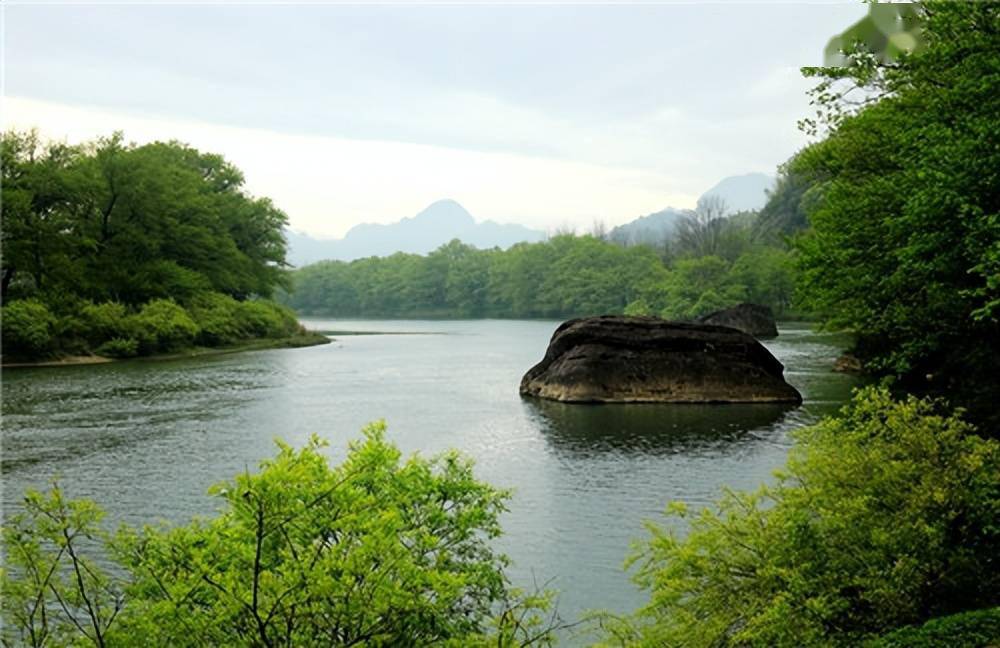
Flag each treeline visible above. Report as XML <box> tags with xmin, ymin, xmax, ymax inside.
<box><xmin>1</xmin><ymin>131</ymin><xmax>312</xmax><ymax>360</ymax></box>
<box><xmin>286</xmin><ymin>224</ymin><xmax>798</xmax><ymax>321</ymax></box>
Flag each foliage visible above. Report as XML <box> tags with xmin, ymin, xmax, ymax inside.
<box><xmin>95</xmin><ymin>337</ymin><xmax>139</xmax><ymax>359</ymax></box>
<box><xmin>1</xmin><ymin>130</ymin><xmax>289</xmax><ymax>305</ymax></box>
<box><xmin>1</xmin><ymin>426</ymin><xmax>560</xmax><ymax>647</ymax></box>
<box><xmin>80</xmin><ymin>302</ymin><xmax>133</xmax><ymax>346</ymax></box>
<box><xmin>866</xmin><ymin>607</ymin><xmax>1000</xmax><ymax>648</ymax></box>
<box><xmin>753</xmin><ymin>166</ymin><xmax>812</xmax><ymax>242</ymax></box>
<box><xmin>0</xmin><ymin>299</ymin><xmax>57</xmax><ymax>358</ymax></box>
<box><xmin>1</xmin><ymin>130</ymin><xmax>301</xmax><ymax>361</ymax></box>
<box><xmin>1</xmin><ymin>487</ymin><xmax>125</xmax><ymax>647</ymax></box>
<box><xmin>186</xmin><ymin>291</ymin><xmax>244</xmax><ymax>345</ymax></box>
<box><xmin>655</xmin><ymin>256</ymin><xmax>747</xmax><ymax>320</ymax></box>
<box><xmin>234</xmin><ymin>299</ymin><xmax>299</xmax><ymax>339</ymax></box>
<box><xmin>792</xmin><ymin>0</ymin><xmax>1000</xmax><ymax>424</ymax></box>
<box><xmin>623</xmin><ymin>299</ymin><xmax>652</xmax><ymax>317</ymax></box>
<box><xmin>127</xmin><ymin>299</ymin><xmax>199</xmax><ymax>353</ymax></box>
<box><xmin>615</xmin><ymin>387</ymin><xmax>1000</xmax><ymax>647</ymax></box>
<box><xmin>287</xmin><ymin>233</ymin><xmax>799</xmax><ymax>321</ymax></box>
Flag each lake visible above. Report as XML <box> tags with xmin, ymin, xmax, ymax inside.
<box><xmin>1</xmin><ymin>319</ymin><xmax>858</xmax><ymax>627</ymax></box>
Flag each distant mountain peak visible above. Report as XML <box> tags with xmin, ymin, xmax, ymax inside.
<box><xmin>286</xmin><ymin>200</ymin><xmax>545</xmax><ymax>267</ymax></box>
<box><xmin>608</xmin><ymin>172</ymin><xmax>776</xmax><ymax>247</ymax></box>
<box><xmin>699</xmin><ymin>173</ymin><xmax>775</xmax><ymax>213</ymax></box>
<box><xmin>410</xmin><ymin>199</ymin><xmax>475</xmax><ymax>226</ymax></box>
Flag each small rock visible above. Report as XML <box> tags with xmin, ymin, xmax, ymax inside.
<box><xmin>696</xmin><ymin>303</ymin><xmax>779</xmax><ymax>338</ymax></box>
<box><xmin>833</xmin><ymin>353</ymin><xmax>864</xmax><ymax>374</ymax></box>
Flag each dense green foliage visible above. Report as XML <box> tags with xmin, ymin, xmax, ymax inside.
<box><xmin>1</xmin><ymin>424</ymin><xmax>559</xmax><ymax>647</ymax></box>
<box><xmin>1</xmin><ymin>131</ymin><xmax>305</xmax><ymax>361</ymax></box>
<box><xmin>2</xmin><ymin>131</ymin><xmax>288</xmax><ymax>302</ymax></box>
<box><xmin>1</xmin><ymin>292</ymin><xmax>302</xmax><ymax>361</ymax></box>
<box><xmin>601</xmin><ymin>388</ymin><xmax>1000</xmax><ymax>647</ymax></box>
<box><xmin>792</xmin><ymin>1</ymin><xmax>1000</xmax><ymax>422</ymax></box>
<box><xmin>866</xmin><ymin>607</ymin><xmax>1000</xmax><ymax>648</ymax></box>
<box><xmin>286</xmin><ymin>232</ymin><xmax>798</xmax><ymax>321</ymax></box>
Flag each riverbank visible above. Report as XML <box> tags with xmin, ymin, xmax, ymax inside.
<box><xmin>1</xmin><ymin>331</ymin><xmax>331</xmax><ymax>369</ymax></box>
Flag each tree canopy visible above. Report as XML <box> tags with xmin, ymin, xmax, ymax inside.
<box><xmin>603</xmin><ymin>388</ymin><xmax>1000</xmax><ymax>647</ymax></box>
<box><xmin>1</xmin><ymin>424</ymin><xmax>559</xmax><ymax>647</ymax></box>
<box><xmin>1</xmin><ymin>131</ymin><xmax>307</xmax><ymax>361</ymax></box>
<box><xmin>792</xmin><ymin>1</ymin><xmax>1000</xmax><ymax>424</ymax></box>
<box><xmin>2</xmin><ymin>130</ymin><xmax>289</xmax><ymax>304</ymax></box>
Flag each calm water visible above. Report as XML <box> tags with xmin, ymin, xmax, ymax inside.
<box><xmin>1</xmin><ymin>320</ymin><xmax>857</xmax><ymax>626</ymax></box>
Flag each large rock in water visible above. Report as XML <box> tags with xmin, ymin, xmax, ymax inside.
<box><xmin>697</xmin><ymin>303</ymin><xmax>778</xmax><ymax>338</ymax></box>
<box><xmin>520</xmin><ymin>316</ymin><xmax>801</xmax><ymax>404</ymax></box>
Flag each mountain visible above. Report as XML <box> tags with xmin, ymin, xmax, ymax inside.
<box><xmin>698</xmin><ymin>172</ymin><xmax>775</xmax><ymax>213</ymax></box>
<box><xmin>607</xmin><ymin>173</ymin><xmax>776</xmax><ymax>248</ymax></box>
<box><xmin>286</xmin><ymin>200</ymin><xmax>546</xmax><ymax>266</ymax></box>
<box><xmin>609</xmin><ymin>207</ymin><xmax>689</xmax><ymax>247</ymax></box>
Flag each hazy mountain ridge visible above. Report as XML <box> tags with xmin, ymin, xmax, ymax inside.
<box><xmin>608</xmin><ymin>207</ymin><xmax>689</xmax><ymax>247</ymax></box>
<box><xmin>285</xmin><ymin>200</ymin><xmax>546</xmax><ymax>266</ymax></box>
<box><xmin>286</xmin><ymin>173</ymin><xmax>774</xmax><ymax>265</ymax></box>
<box><xmin>608</xmin><ymin>173</ymin><xmax>775</xmax><ymax>247</ymax></box>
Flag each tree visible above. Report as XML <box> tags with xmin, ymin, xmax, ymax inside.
<box><xmin>753</xmin><ymin>166</ymin><xmax>812</xmax><ymax>242</ymax></box>
<box><xmin>2</xmin><ymin>425</ymin><xmax>560</xmax><ymax>647</ymax></box>
<box><xmin>0</xmin><ymin>130</ymin><xmax>291</xmax><ymax>306</ymax></box>
<box><xmin>792</xmin><ymin>1</ymin><xmax>1000</xmax><ymax>425</ymax></box>
<box><xmin>609</xmin><ymin>388</ymin><xmax>1000</xmax><ymax>647</ymax></box>
<box><xmin>0</xmin><ymin>130</ymin><xmax>81</xmax><ymax>298</ymax></box>
<box><xmin>673</xmin><ymin>196</ymin><xmax>730</xmax><ymax>259</ymax></box>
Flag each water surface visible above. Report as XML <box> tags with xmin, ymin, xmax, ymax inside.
<box><xmin>1</xmin><ymin>320</ymin><xmax>857</xmax><ymax>625</ymax></box>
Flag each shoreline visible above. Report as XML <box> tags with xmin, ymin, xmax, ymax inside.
<box><xmin>2</xmin><ymin>332</ymin><xmax>331</xmax><ymax>369</ymax></box>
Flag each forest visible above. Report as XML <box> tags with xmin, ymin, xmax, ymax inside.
<box><xmin>284</xmin><ymin>200</ymin><xmax>800</xmax><ymax>322</ymax></box>
<box><xmin>2</xmin><ymin>1</ymin><xmax>999</xmax><ymax>646</ymax></box>
<box><xmin>0</xmin><ymin>132</ymin><xmax>320</xmax><ymax>361</ymax></box>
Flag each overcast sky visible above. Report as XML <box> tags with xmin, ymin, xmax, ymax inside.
<box><xmin>3</xmin><ymin>2</ymin><xmax>865</xmax><ymax>238</ymax></box>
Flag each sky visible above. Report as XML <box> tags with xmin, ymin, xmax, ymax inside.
<box><xmin>2</xmin><ymin>2</ymin><xmax>866</xmax><ymax>238</ymax></box>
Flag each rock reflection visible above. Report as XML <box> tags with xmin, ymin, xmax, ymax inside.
<box><xmin>524</xmin><ymin>398</ymin><xmax>796</xmax><ymax>456</ymax></box>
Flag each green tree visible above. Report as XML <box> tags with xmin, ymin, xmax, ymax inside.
<box><xmin>1</xmin><ymin>130</ymin><xmax>291</xmax><ymax>306</ymax></box>
<box><xmin>792</xmin><ymin>1</ymin><xmax>1000</xmax><ymax>424</ymax></box>
<box><xmin>2</xmin><ymin>425</ymin><xmax>559</xmax><ymax>647</ymax></box>
<box><xmin>0</xmin><ymin>299</ymin><xmax>58</xmax><ymax>358</ymax></box>
<box><xmin>610</xmin><ymin>388</ymin><xmax>1000</xmax><ymax>647</ymax></box>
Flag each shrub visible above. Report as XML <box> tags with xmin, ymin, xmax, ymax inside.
<box><xmin>128</xmin><ymin>299</ymin><xmax>198</xmax><ymax>353</ymax></box>
<box><xmin>624</xmin><ymin>299</ymin><xmax>652</xmax><ymax>316</ymax></box>
<box><xmin>1</xmin><ymin>425</ymin><xmax>559</xmax><ymax>647</ymax></box>
<box><xmin>619</xmin><ymin>387</ymin><xmax>1000</xmax><ymax>647</ymax></box>
<box><xmin>1</xmin><ymin>299</ymin><xmax>57</xmax><ymax>358</ymax></box>
<box><xmin>866</xmin><ymin>607</ymin><xmax>1000</xmax><ymax>648</ymax></box>
<box><xmin>80</xmin><ymin>301</ymin><xmax>133</xmax><ymax>345</ymax></box>
<box><xmin>187</xmin><ymin>292</ymin><xmax>243</xmax><ymax>345</ymax></box>
<box><xmin>234</xmin><ymin>300</ymin><xmax>298</xmax><ymax>338</ymax></box>
<box><xmin>96</xmin><ymin>337</ymin><xmax>139</xmax><ymax>358</ymax></box>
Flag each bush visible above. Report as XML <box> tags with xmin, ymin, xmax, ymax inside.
<box><xmin>624</xmin><ymin>299</ymin><xmax>652</xmax><ymax>316</ymax></box>
<box><xmin>80</xmin><ymin>301</ymin><xmax>133</xmax><ymax>345</ymax></box>
<box><xmin>1</xmin><ymin>425</ymin><xmax>558</xmax><ymax>647</ymax></box>
<box><xmin>867</xmin><ymin>607</ymin><xmax>1000</xmax><ymax>648</ymax></box>
<box><xmin>1</xmin><ymin>299</ymin><xmax>57</xmax><ymax>358</ymax></box>
<box><xmin>234</xmin><ymin>300</ymin><xmax>299</xmax><ymax>338</ymax></box>
<box><xmin>128</xmin><ymin>298</ymin><xmax>198</xmax><ymax>353</ymax></box>
<box><xmin>96</xmin><ymin>337</ymin><xmax>139</xmax><ymax>358</ymax></box>
<box><xmin>619</xmin><ymin>387</ymin><xmax>1000</xmax><ymax>647</ymax></box>
<box><xmin>187</xmin><ymin>292</ymin><xmax>243</xmax><ymax>345</ymax></box>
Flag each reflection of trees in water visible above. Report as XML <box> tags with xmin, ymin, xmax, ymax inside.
<box><xmin>523</xmin><ymin>398</ymin><xmax>796</xmax><ymax>456</ymax></box>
